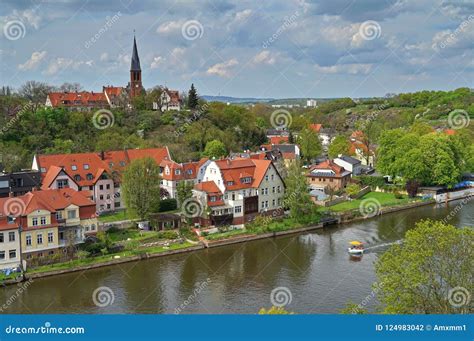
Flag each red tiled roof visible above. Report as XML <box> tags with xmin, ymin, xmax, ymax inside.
<box><xmin>307</xmin><ymin>160</ymin><xmax>347</xmax><ymax>177</ymax></box>
<box><xmin>103</xmin><ymin>86</ymin><xmax>123</xmax><ymax>97</ymax></box>
<box><xmin>444</xmin><ymin>129</ymin><xmax>456</xmax><ymax>136</ymax></box>
<box><xmin>37</xmin><ymin>148</ymin><xmax>171</xmax><ymax>187</ymax></box>
<box><xmin>160</xmin><ymin>158</ymin><xmax>208</xmax><ymax>181</ymax></box>
<box><xmin>309</xmin><ymin>123</ymin><xmax>322</xmax><ymax>133</ymax></box>
<box><xmin>194</xmin><ymin>181</ymin><xmax>222</xmax><ymax>194</ymax></box>
<box><xmin>270</xmin><ymin>136</ymin><xmax>289</xmax><ymax>144</ymax></box>
<box><xmin>0</xmin><ymin>188</ymin><xmax>96</xmax><ymax>230</ymax></box>
<box><xmin>47</xmin><ymin>91</ymin><xmax>108</xmax><ymax>107</ymax></box>
<box><xmin>213</xmin><ymin>158</ymin><xmax>272</xmax><ymax>191</ymax></box>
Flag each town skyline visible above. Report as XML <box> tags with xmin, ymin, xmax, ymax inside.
<box><xmin>1</xmin><ymin>0</ymin><xmax>473</xmax><ymax>98</ymax></box>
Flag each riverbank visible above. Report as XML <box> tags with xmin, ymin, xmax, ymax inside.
<box><xmin>3</xmin><ymin>197</ymin><xmax>436</xmax><ymax>285</ymax></box>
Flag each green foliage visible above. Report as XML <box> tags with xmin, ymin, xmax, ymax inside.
<box><xmin>159</xmin><ymin>198</ymin><xmax>178</xmax><ymax>212</ymax></box>
<box><xmin>285</xmin><ymin>161</ymin><xmax>317</xmax><ymax>221</ymax></box>
<box><xmin>377</xmin><ymin>128</ymin><xmax>470</xmax><ymax>187</ymax></box>
<box><xmin>328</xmin><ymin>135</ymin><xmax>350</xmax><ymax>158</ymax></box>
<box><xmin>177</xmin><ymin>181</ymin><xmax>194</xmax><ymax>207</ymax></box>
<box><xmin>187</xmin><ymin>83</ymin><xmax>199</xmax><ymax>109</ymax></box>
<box><xmin>203</xmin><ymin>139</ymin><xmax>227</xmax><ymax>159</ymax></box>
<box><xmin>375</xmin><ymin>220</ymin><xmax>473</xmax><ymax>314</ymax></box>
<box><xmin>340</xmin><ymin>302</ymin><xmax>368</xmax><ymax>314</ymax></box>
<box><xmin>355</xmin><ymin>175</ymin><xmax>386</xmax><ymax>189</ymax></box>
<box><xmin>156</xmin><ymin>230</ymin><xmax>179</xmax><ymax>239</ymax></box>
<box><xmin>298</xmin><ymin>127</ymin><xmax>322</xmax><ymax>163</ymax></box>
<box><xmin>258</xmin><ymin>306</ymin><xmax>293</xmax><ymax>314</ymax></box>
<box><xmin>345</xmin><ymin>183</ymin><xmax>361</xmax><ymax>197</ymax></box>
<box><xmin>121</xmin><ymin>157</ymin><xmax>161</xmax><ymax>220</ymax></box>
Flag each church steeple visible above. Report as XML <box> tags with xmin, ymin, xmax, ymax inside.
<box><xmin>129</xmin><ymin>34</ymin><xmax>142</xmax><ymax>99</ymax></box>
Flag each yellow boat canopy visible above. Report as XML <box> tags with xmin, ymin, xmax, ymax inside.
<box><xmin>349</xmin><ymin>241</ymin><xmax>363</xmax><ymax>246</ymax></box>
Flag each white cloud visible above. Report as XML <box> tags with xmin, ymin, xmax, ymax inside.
<box><xmin>18</xmin><ymin>51</ymin><xmax>47</xmax><ymax>71</ymax></box>
<box><xmin>150</xmin><ymin>55</ymin><xmax>165</xmax><ymax>69</ymax></box>
<box><xmin>43</xmin><ymin>58</ymin><xmax>93</xmax><ymax>76</ymax></box>
<box><xmin>252</xmin><ymin>51</ymin><xmax>277</xmax><ymax>65</ymax></box>
<box><xmin>315</xmin><ymin>63</ymin><xmax>372</xmax><ymax>75</ymax></box>
<box><xmin>206</xmin><ymin>58</ymin><xmax>239</xmax><ymax>77</ymax></box>
<box><xmin>100</xmin><ymin>52</ymin><xmax>109</xmax><ymax>62</ymax></box>
<box><xmin>235</xmin><ymin>9</ymin><xmax>252</xmax><ymax>22</ymax></box>
<box><xmin>157</xmin><ymin>20</ymin><xmax>183</xmax><ymax>34</ymax></box>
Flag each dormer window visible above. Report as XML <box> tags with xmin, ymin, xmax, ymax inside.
<box><xmin>74</xmin><ymin>175</ymin><xmax>81</xmax><ymax>182</ymax></box>
<box><xmin>83</xmin><ymin>164</ymin><xmax>90</xmax><ymax>170</ymax></box>
<box><xmin>86</xmin><ymin>173</ymin><xmax>93</xmax><ymax>181</ymax></box>
<box><xmin>227</xmin><ymin>181</ymin><xmax>234</xmax><ymax>186</ymax></box>
<box><xmin>241</xmin><ymin>177</ymin><xmax>252</xmax><ymax>184</ymax></box>
<box><xmin>187</xmin><ymin>169</ymin><xmax>193</xmax><ymax>175</ymax></box>
<box><xmin>40</xmin><ymin>167</ymin><xmax>46</xmax><ymax>173</ymax></box>
<box><xmin>71</xmin><ymin>165</ymin><xmax>77</xmax><ymax>171</ymax></box>
<box><xmin>109</xmin><ymin>162</ymin><xmax>114</xmax><ymax>168</ymax></box>
<box><xmin>175</xmin><ymin>169</ymin><xmax>181</xmax><ymax>175</ymax></box>
<box><xmin>119</xmin><ymin>161</ymin><xmax>126</xmax><ymax>167</ymax></box>
<box><xmin>210</xmin><ymin>196</ymin><xmax>216</xmax><ymax>202</ymax></box>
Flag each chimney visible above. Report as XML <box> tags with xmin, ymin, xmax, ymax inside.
<box><xmin>100</xmin><ymin>151</ymin><xmax>105</xmax><ymax>160</ymax></box>
<box><xmin>8</xmin><ymin>192</ymin><xmax>14</xmax><ymax>198</ymax></box>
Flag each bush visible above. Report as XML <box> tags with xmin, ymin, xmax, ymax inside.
<box><xmin>394</xmin><ymin>191</ymin><xmax>404</xmax><ymax>199</ymax></box>
<box><xmin>356</xmin><ymin>175</ymin><xmax>386</xmax><ymax>188</ymax></box>
<box><xmin>84</xmin><ymin>241</ymin><xmax>106</xmax><ymax>255</ymax></box>
<box><xmin>159</xmin><ymin>198</ymin><xmax>178</xmax><ymax>212</ymax></box>
<box><xmin>346</xmin><ymin>183</ymin><xmax>361</xmax><ymax>197</ymax></box>
<box><xmin>157</xmin><ymin>230</ymin><xmax>179</xmax><ymax>239</ymax></box>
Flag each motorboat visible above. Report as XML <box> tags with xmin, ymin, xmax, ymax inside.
<box><xmin>348</xmin><ymin>241</ymin><xmax>364</xmax><ymax>255</ymax></box>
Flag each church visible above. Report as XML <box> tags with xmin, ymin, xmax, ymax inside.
<box><xmin>45</xmin><ymin>36</ymin><xmax>181</xmax><ymax>111</ymax></box>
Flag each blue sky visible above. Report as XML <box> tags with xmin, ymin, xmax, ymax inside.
<box><xmin>1</xmin><ymin>0</ymin><xmax>473</xmax><ymax>98</ymax></box>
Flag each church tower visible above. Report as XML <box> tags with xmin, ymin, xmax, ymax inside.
<box><xmin>129</xmin><ymin>35</ymin><xmax>142</xmax><ymax>99</ymax></box>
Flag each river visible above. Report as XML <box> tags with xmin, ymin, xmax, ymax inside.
<box><xmin>1</xmin><ymin>199</ymin><xmax>472</xmax><ymax>314</ymax></box>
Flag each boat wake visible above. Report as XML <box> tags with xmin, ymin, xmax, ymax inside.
<box><xmin>363</xmin><ymin>240</ymin><xmax>403</xmax><ymax>253</ymax></box>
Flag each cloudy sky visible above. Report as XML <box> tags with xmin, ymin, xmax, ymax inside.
<box><xmin>1</xmin><ymin>0</ymin><xmax>473</xmax><ymax>98</ymax></box>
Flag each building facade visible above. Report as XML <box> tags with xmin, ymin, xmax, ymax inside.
<box><xmin>192</xmin><ymin>158</ymin><xmax>285</xmax><ymax>227</ymax></box>
<box><xmin>306</xmin><ymin>160</ymin><xmax>351</xmax><ymax>191</ymax></box>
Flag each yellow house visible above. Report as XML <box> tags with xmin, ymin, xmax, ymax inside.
<box><xmin>21</xmin><ymin>208</ymin><xmax>60</xmax><ymax>260</ymax></box>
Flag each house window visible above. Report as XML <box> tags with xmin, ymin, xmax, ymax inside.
<box><xmin>26</xmin><ymin>235</ymin><xmax>32</xmax><ymax>246</ymax></box>
<box><xmin>106</xmin><ymin>194</ymin><xmax>111</xmax><ymax>200</ymax></box>
<box><xmin>38</xmin><ymin>252</ymin><xmax>43</xmax><ymax>258</ymax></box>
<box><xmin>40</xmin><ymin>216</ymin><xmax>46</xmax><ymax>225</ymax></box>
<box><xmin>272</xmin><ymin>199</ymin><xmax>275</xmax><ymax>206</ymax></box>
<box><xmin>0</xmin><ymin>251</ymin><xmax>4</xmax><ymax>260</ymax></box>
<box><xmin>272</xmin><ymin>187</ymin><xmax>275</xmax><ymax>193</ymax></box>
<box><xmin>175</xmin><ymin>169</ymin><xmax>181</xmax><ymax>175</ymax></box>
<box><xmin>232</xmin><ymin>194</ymin><xmax>235</xmax><ymax>200</ymax></box>
<box><xmin>187</xmin><ymin>169</ymin><xmax>193</xmax><ymax>175</ymax></box>
<box><xmin>48</xmin><ymin>232</ymin><xmax>53</xmax><ymax>243</ymax></box>
<box><xmin>234</xmin><ymin>206</ymin><xmax>242</xmax><ymax>213</ymax></box>
<box><xmin>67</xmin><ymin>210</ymin><xmax>77</xmax><ymax>219</ymax></box>
<box><xmin>9</xmin><ymin>250</ymin><xmax>16</xmax><ymax>259</ymax></box>
<box><xmin>91</xmin><ymin>224</ymin><xmax>96</xmax><ymax>231</ymax></box>
<box><xmin>40</xmin><ymin>167</ymin><xmax>46</xmax><ymax>173</ymax></box>
<box><xmin>8</xmin><ymin>231</ymin><xmax>15</xmax><ymax>242</ymax></box>
<box><xmin>277</xmin><ymin>186</ymin><xmax>281</xmax><ymax>193</ymax></box>
<box><xmin>71</xmin><ymin>165</ymin><xmax>77</xmax><ymax>171</ymax></box>
<box><xmin>99</xmin><ymin>185</ymin><xmax>104</xmax><ymax>190</ymax></box>
<box><xmin>86</xmin><ymin>173</ymin><xmax>93</xmax><ymax>180</ymax></box>
<box><xmin>107</xmin><ymin>204</ymin><xmax>111</xmax><ymax>209</ymax></box>
<box><xmin>0</xmin><ymin>233</ymin><xmax>3</xmax><ymax>243</ymax></box>
<box><xmin>57</xmin><ymin>179</ymin><xmax>69</xmax><ymax>189</ymax></box>
<box><xmin>119</xmin><ymin>161</ymin><xmax>126</xmax><ymax>167</ymax></box>
<box><xmin>227</xmin><ymin>181</ymin><xmax>234</xmax><ymax>186</ymax></box>
<box><xmin>100</xmin><ymin>195</ymin><xmax>104</xmax><ymax>200</ymax></box>
<box><xmin>109</xmin><ymin>162</ymin><xmax>114</xmax><ymax>168</ymax></box>
<box><xmin>48</xmin><ymin>250</ymin><xmax>54</xmax><ymax>255</ymax></box>
<box><xmin>210</xmin><ymin>196</ymin><xmax>216</xmax><ymax>202</ymax></box>
<box><xmin>271</xmin><ymin>174</ymin><xmax>274</xmax><ymax>181</ymax></box>
<box><xmin>32</xmin><ymin>217</ymin><xmax>38</xmax><ymax>226</ymax></box>
<box><xmin>56</xmin><ymin>211</ymin><xmax>63</xmax><ymax>220</ymax></box>
<box><xmin>83</xmin><ymin>164</ymin><xmax>90</xmax><ymax>170</ymax></box>
<box><xmin>74</xmin><ymin>175</ymin><xmax>81</xmax><ymax>182</ymax></box>
<box><xmin>106</xmin><ymin>184</ymin><xmax>111</xmax><ymax>190</ymax></box>
<box><xmin>37</xmin><ymin>233</ymin><xmax>43</xmax><ymax>245</ymax></box>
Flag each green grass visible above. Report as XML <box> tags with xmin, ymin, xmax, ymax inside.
<box><xmin>98</xmin><ymin>210</ymin><xmax>138</xmax><ymax>223</ymax></box>
<box><xmin>325</xmin><ymin>192</ymin><xmax>420</xmax><ymax>213</ymax></box>
<box><xmin>106</xmin><ymin>228</ymin><xmax>157</xmax><ymax>243</ymax></box>
<box><xmin>206</xmin><ymin>229</ymin><xmax>249</xmax><ymax>240</ymax></box>
<box><xmin>28</xmin><ymin>241</ymin><xmax>194</xmax><ymax>274</ymax></box>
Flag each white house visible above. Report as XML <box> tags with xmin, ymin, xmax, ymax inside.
<box><xmin>334</xmin><ymin>155</ymin><xmax>362</xmax><ymax>176</ymax></box>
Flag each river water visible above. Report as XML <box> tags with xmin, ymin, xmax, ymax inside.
<box><xmin>1</xmin><ymin>200</ymin><xmax>472</xmax><ymax>314</ymax></box>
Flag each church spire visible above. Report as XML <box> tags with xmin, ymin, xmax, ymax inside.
<box><xmin>130</xmin><ymin>35</ymin><xmax>141</xmax><ymax>71</ymax></box>
<box><xmin>129</xmin><ymin>33</ymin><xmax>142</xmax><ymax>99</ymax></box>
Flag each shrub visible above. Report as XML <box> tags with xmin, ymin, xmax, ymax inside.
<box><xmin>394</xmin><ymin>191</ymin><xmax>404</xmax><ymax>199</ymax></box>
<box><xmin>159</xmin><ymin>198</ymin><xmax>178</xmax><ymax>212</ymax></box>
<box><xmin>356</xmin><ymin>175</ymin><xmax>386</xmax><ymax>188</ymax></box>
<box><xmin>157</xmin><ymin>230</ymin><xmax>179</xmax><ymax>239</ymax></box>
<box><xmin>346</xmin><ymin>183</ymin><xmax>361</xmax><ymax>197</ymax></box>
